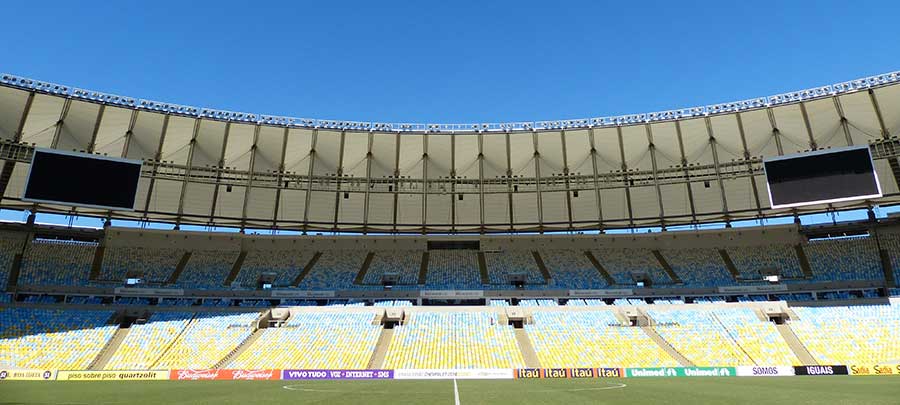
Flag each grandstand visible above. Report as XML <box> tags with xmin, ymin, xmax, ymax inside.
<box><xmin>0</xmin><ymin>66</ymin><xmax>899</xmax><ymax>405</ymax></box>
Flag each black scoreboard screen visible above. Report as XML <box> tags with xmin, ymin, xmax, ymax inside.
<box><xmin>763</xmin><ymin>146</ymin><xmax>881</xmax><ymax>209</ymax></box>
<box><xmin>23</xmin><ymin>149</ymin><xmax>142</xmax><ymax>211</ymax></box>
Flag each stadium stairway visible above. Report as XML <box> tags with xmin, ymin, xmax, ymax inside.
<box><xmin>418</xmin><ymin>252</ymin><xmax>428</xmax><ymax>285</ymax></box>
<box><xmin>222</xmin><ymin>251</ymin><xmax>247</xmax><ymax>287</ymax></box>
<box><xmin>514</xmin><ymin>329</ymin><xmax>541</xmax><ymax>368</ymax></box>
<box><xmin>639</xmin><ymin>326</ymin><xmax>695</xmax><ymax>366</ymax></box>
<box><xmin>717</xmin><ymin>249</ymin><xmax>741</xmax><ymax>281</ymax></box>
<box><xmin>353</xmin><ymin>252</ymin><xmax>375</xmax><ymax>285</ymax></box>
<box><xmin>88</xmin><ymin>245</ymin><xmax>105</xmax><ymax>281</ymax></box>
<box><xmin>218</xmin><ymin>328</ymin><xmax>264</xmax><ymax>369</ymax></box>
<box><xmin>149</xmin><ymin>313</ymin><xmax>197</xmax><ymax>369</ymax></box>
<box><xmin>89</xmin><ymin>325</ymin><xmax>130</xmax><ymax>370</ymax></box>
<box><xmin>291</xmin><ymin>252</ymin><xmax>322</xmax><ymax>287</ymax></box>
<box><xmin>583</xmin><ymin>251</ymin><xmax>616</xmax><ymax>285</ymax></box>
<box><xmin>793</xmin><ymin>245</ymin><xmax>815</xmax><ymax>279</ymax></box>
<box><xmin>651</xmin><ymin>250</ymin><xmax>683</xmax><ymax>284</ymax></box>
<box><xmin>366</xmin><ymin>328</ymin><xmax>395</xmax><ymax>369</ymax></box>
<box><xmin>477</xmin><ymin>252</ymin><xmax>490</xmax><ymax>284</ymax></box>
<box><xmin>775</xmin><ymin>323</ymin><xmax>818</xmax><ymax>365</ymax></box>
<box><xmin>531</xmin><ymin>251</ymin><xmax>553</xmax><ymax>283</ymax></box>
<box><xmin>166</xmin><ymin>252</ymin><xmax>193</xmax><ymax>284</ymax></box>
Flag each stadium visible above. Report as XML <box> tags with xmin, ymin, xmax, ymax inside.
<box><xmin>2</xmin><ymin>3</ymin><xmax>900</xmax><ymax>402</ymax></box>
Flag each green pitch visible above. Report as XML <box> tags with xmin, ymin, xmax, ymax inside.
<box><xmin>2</xmin><ymin>377</ymin><xmax>899</xmax><ymax>404</ymax></box>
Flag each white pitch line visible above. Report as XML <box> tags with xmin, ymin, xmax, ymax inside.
<box><xmin>453</xmin><ymin>378</ymin><xmax>461</xmax><ymax>405</ymax></box>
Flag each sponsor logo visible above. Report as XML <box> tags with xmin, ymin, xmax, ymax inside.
<box><xmin>516</xmin><ymin>369</ymin><xmax>541</xmax><ymax>379</ymax></box>
<box><xmin>736</xmin><ymin>366</ymin><xmax>794</xmax><ymax>377</ymax></box>
<box><xmin>230</xmin><ymin>369</ymin><xmax>278</xmax><ymax>381</ymax></box>
<box><xmin>849</xmin><ymin>365</ymin><xmax>900</xmax><ymax>376</ymax></box>
<box><xmin>794</xmin><ymin>365</ymin><xmax>848</xmax><ymax>376</ymax></box>
<box><xmin>0</xmin><ymin>369</ymin><xmax>57</xmax><ymax>381</ymax></box>
<box><xmin>543</xmin><ymin>368</ymin><xmax>568</xmax><ymax>378</ymax></box>
<box><xmin>597</xmin><ymin>368</ymin><xmax>623</xmax><ymax>378</ymax></box>
<box><xmin>172</xmin><ymin>369</ymin><xmax>221</xmax><ymax>381</ymax></box>
<box><xmin>283</xmin><ymin>369</ymin><xmax>393</xmax><ymax>380</ymax></box>
<box><xmin>570</xmin><ymin>368</ymin><xmax>595</xmax><ymax>378</ymax></box>
<box><xmin>627</xmin><ymin>367</ymin><xmax>735</xmax><ymax>377</ymax></box>
<box><xmin>393</xmin><ymin>369</ymin><xmax>513</xmax><ymax>380</ymax></box>
<box><xmin>57</xmin><ymin>370</ymin><xmax>168</xmax><ymax>381</ymax></box>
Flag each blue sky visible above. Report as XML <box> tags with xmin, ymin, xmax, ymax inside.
<box><xmin>1</xmin><ymin>1</ymin><xmax>898</xmax><ymax>231</ymax></box>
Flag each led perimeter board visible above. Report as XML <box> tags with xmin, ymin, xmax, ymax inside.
<box><xmin>763</xmin><ymin>146</ymin><xmax>882</xmax><ymax>209</ymax></box>
<box><xmin>23</xmin><ymin>148</ymin><xmax>143</xmax><ymax>211</ymax></box>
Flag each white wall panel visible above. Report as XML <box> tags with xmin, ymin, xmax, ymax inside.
<box><xmin>125</xmin><ymin>112</ymin><xmax>165</xmax><ymax>160</ymax></box>
<box><xmin>312</xmin><ymin>130</ymin><xmax>342</xmax><ymax>176</ymax></box>
<box><xmin>593</xmin><ymin>128</ymin><xmax>621</xmax><ymax>173</ymax></box>
<box><xmin>306</xmin><ymin>191</ymin><xmax>336</xmax><ymax>223</ymax></box>
<box><xmin>181</xmin><ymin>182</ymin><xmax>215</xmax><ymax>217</ymax></box>
<box><xmin>540</xmin><ymin>191</ymin><xmax>567</xmax><ymax>225</ymax></box>
<box><xmin>482</xmin><ymin>133</ymin><xmax>507</xmax><ymax>178</ymax></box>
<box><xmin>214</xmin><ymin>184</ymin><xmax>245</xmax><ymax>219</ymax></box>
<box><xmin>20</xmin><ymin>94</ymin><xmax>64</xmax><ymax>147</ymax></box>
<box><xmin>678</xmin><ymin>118</ymin><xmax>713</xmax><ymax>165</ymax></box>
<box><xmin>220</xmin><ymin>123</ymin><xmax>253</xmax><ymax>170</ymax></box>
<box><xmin>92</xmin><ymin>106</ymin><xmax>131</xmax><ymax>157</ymax></box>
<box><xmin>147</xmin><ymin>179</ymin><xmax>182</xmax><ymax>214</ymax></box>
<box><xmin>193</xmin><ymin>120</ymin><xmax>228</xmax><ymax>168</ymax></box>
<box><xmin>283</xmin><ymin>129</ymin><xmax>313</xmax><ymax>174</ymax></box>
<box><xmin>739</xmin><ymin>109</ymin><xmax>779</xmax><ymax>157</ymax></box>
<box><xmin>660</xmin><ymin>183</ymin><xmax>690</xmax><ymax>220</ymax></box>
<box><xmin>254</xmin><ymin>126</ymin><xmax>284</xmax><ymax>172</ymax></box>
<box><xmin>246</xmin><ymin>187</ymin><xmax>277</xmax><ymax>222</ymax></box>
<box><xmin>708</xmin><ymin>115</ymin><xmax>743</xmax><ymax>162</ymax></box>
<box><xmin>649</xmin><ymin>122</ymin><xmax>681</xmax><ymax>168</ymax></box>
<box><xmin>804</xmin><ymin>98</ymin><xmax>847</xmax><ymax>149</ymax></box>
<box><xmin>342</xmin><ymin>131</ymin><xmax>369</xmax><ymax>177</ymax></box>
<box><xmin>159</xmin><ymin>116</ymin><xmax>195</xmax><ymax>165</ymax></box>
<box><xmin>836</xmin><ymin>92</ymin><xmax>881</xmax><ymax>146</ymax></box>
<box><xmin>564</xmin><ymin>130</ymin><xmax>593</xmax><ymax>175</ymax></box>
<box><xmin>570</xmin><ymin>189</ymin><xmax>598</xmax><ymax>225</ymax></box>
<box><xmin>426</xmin><ymin>193</ymin><xmax>452</xmax><ymax>225</ymax></box>
<box><xmin>771</xmin><ymin>104</ymin><xmax>811</xmax><ymax>154</ymax></box>
<box><xmin>277</xmin><ymin>189</ymin><xmax>306</xmax><ymax>223</ymax></box>
<box><xmin>620</xmin><ymin>125</ymin><xmax>652</xmax><ymax>171</ymax></box>
<box><xmin>599</xmin><ymin>188</ymin><xmax>628</xmax><ymax>223</ymax></box>
<box><xmin>56</xmin><ymin>100</ymin><xmax>99</xmax><ymax>152</ymax></box>
<box><xmin>0</xmin><ymin>86</ymin><xmax>28</xmax><ymax>140</ymax></box>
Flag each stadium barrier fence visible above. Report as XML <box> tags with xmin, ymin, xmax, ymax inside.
<box><xmin>3</xmin><ymin>365</ymin><xmax>898</xmax><ymax>381</ymax></box>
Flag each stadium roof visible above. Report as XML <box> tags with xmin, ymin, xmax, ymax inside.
<box><xmin>0</xmin><ymin>71</ymin><xmax>899</xmax><ymax>233</ymax></box>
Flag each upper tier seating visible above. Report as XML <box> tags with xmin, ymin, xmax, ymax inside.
<box><xmin>0</xmin><ymin>308</ymin><xmax>115</xmax><ymax>369</ymax></box>
<box><xmin>298</xmin><ymin>251</ymin><xmax>367</xmax><ymax>291</ymax></box>
<box><xmin>383</xmin><ymin>312</ymin><xmax>524</xmax><ymax>369</ymax></box>
<box><xmin>790</xmin><ymin>304</ymin><xmax>900</xmax><ymax>364</ymax></box>
<box><xmin>804</xmin><ymin>236</ymin><xmax>882</xmax><ymax>281</ymax></box>
<box><xmin>0</xmin><ymin>234</ymin><xmax>24</xmax><ymax>291</ymax></box>
<box><xmin>363</xmin><ymin>251</ymin><xmax>422</xmax><ymax>287</ymax></box>
<box><xmin>104</xmin><ymin>312</ymin><xmax>194</xmax><ymax>370</ymax></box>
<box><xmin>425</xmin><ymin>251</ymin><xmax>481</xmax><ymax>289</ymax></box>
<box><xmin>19</xmin><ymin>239</ymin><xmax>96</xmax><ymax>286</ymax></box>
<box><xmin>541</xmin><ymin>250</ymin><xmax>608</xmax><ymax>289</ymax></box>
<box><xmin>235</xmin><ymin>250</ymin><xmax>311</xmax><ymax>289</ymax></box>
<box><xmin>100</xmin><ymin>246</ymin><xmax>185</xmax><ymax>284</ymax></box>
<box><xmin>484</xmin><ymin>250</ymin><xmax>544</xmax><ymax>285</ymax></box>
<box><xmin>880</xmin><ymin>233</ymin><xmax>900</xmax><ymax>287</ymax></box>
<box><xmin>593</xmin><ymin>248</ymin><xmax>671</xmax><ymax>286</ymax></box>
<box><xmin>727</xmin><ymin>244</ymin><xmax>805</xmax><ymax>280</ymax></box>
<box><xmin>154</xmin><ymin>312</ymin><xmax>259</xmax><ymax>369</ymax></box>
<box><xmin>659</xmin><ymin>248</ymin><xmax>733</xmax><ymax>287</ymax></box>
<box><xmin>229</xmin><ymin>312</ymin><xmax>381</xmax><ymax>369</ymax></box>
<box><xmin>177</xmin><ymin>250</ymin><xmax>240</xmax><ymax>289</ymax></box>
<box><xmin>526</xmin><ymin>311</ymin><xmax>678</xmax><ymax>368</ymax></box>
<box><xmin>648</xmin><ymin>309</ymin><xmax>753</xmax><ymax>366</ymax></box>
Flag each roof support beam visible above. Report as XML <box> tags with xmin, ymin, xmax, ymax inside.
<box><xmin>798</xmin><ymin>102</ymin><xmax>818</xmax><ymax>150</ymax></box>
<box><xmin>450</xmin><ymin>133</ymin><xmax>457</xmax><ymax>233</ymax></box>
<box><xmin>119</xmin><ymin>110</ymin><xmax>139</xmax><ymax>158</ymax></box>
<box><xmin>301</xmin><ymin>129</ymin><xmax>319</xmax><ymax>233</ymax></box>
<box><xmin>140</xmin><ymin>115</ymin><xmax>170</xmax><ymax>223</ymax></box>
<box><xmin>49</xmin><ymin>98</ymin><xmax>72</xmax><ymax>149</ymax></box>
<box><xmin>831</xmin><ymin>96</ymin><xmax>855</xmax><ymax>147</ymax></box>
<box><xmin>12</xmin><ymin>92</ymin><xmax>35</xmax><ymax>143</ymax></box>
<box><xmin>868</xmin><ymin>89</ymin><xmax>892</xmax><ymax>140</ymax></box>
<box><xmin>421</xmin><ymin>132</ymin><xmax>428</xmax><ymax>234</ymax></box>
<box><xmin>705</xmin><ymin>117</ymin><xmax>731</xmax><ymax>223</ymax></box>
<box><xmin>207</xmin><ymin>122</ymin><xmax>232</xmax><ymax>226</ymax></box>
<box><xmin>765</xmin><ymin>108</ymin><xmax>786</xmax><ymax>156</ymax></box>
<box><xmin>674</xmin><ymin>120</ymin><xmax>698</xmax><ymax>223</ymax></box>
<box><xmin>645</xmin><ymin>124</ymin><xmax>666</xmax><ymax>229</ymax></box>
<box><xmin>587</xmin><ymin>127</ymin><xmax>604</xmax><ymax>231</ymax></box>
<box><xmin>240</xmin><ymin>124</ymin><xmax>262</xmax><ymax>230</ymax></box>
<box><xmin>616</xmin><ymin>126</ymin><xmax>634</xmax><ymax>228</ymax></box>
<box><xmin>559</xmin><ymin>129</ymin><xmax>574</xmax><ymax>231</ymax></box>
<box><xmin>735</xmin><ymin>113</ymin><xmax>764</xmax><ymax>216</ymax></box>
<box><xmin>362</xmin><ymin>131</ymin><xmax>374</xmax><ymax>234</ymax></box>
<box><xmin>477</xmin><ymin>131</ymin><xmax>486</xmax><ymax>234</ymax></box>
<box><xmin>86</xmin><ymin>105</ymin><xmax>105</xmax><ymax>153</ymax></box>
<box><xmin>174</xmin><ymin>118</ymin><xmax>202</xmax><ymax>227</ymax></box>
<box><xmin>391</xmin><ymin>131</ymin><xmax>401</xmax><ymax>234</ymax></box>
<box><xmin>331</xmin><ymin>130</ymin><xmax>347</xmax><ymax>233</ymax></box>
<box><xmin>505</xmin><ymin>131</ymin><xmax>514</xmax><ymax>233</ymax></box>
<box><xmin>270</xmin><ymin>127</ymin><xmax>290</xmax><ymax>230</ymax></box>
<box><xmin>532</xmin><ymin>130</ymin><xmax>544</xmax><ymax>232</ymax></box>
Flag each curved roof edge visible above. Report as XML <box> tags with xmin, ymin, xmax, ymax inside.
<box><xmin>2</xmin><ymin>70</ymin><xmax>898</xmax><ymax>133</ymax></box>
